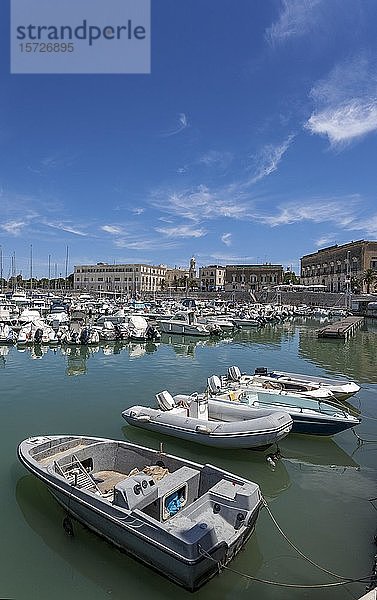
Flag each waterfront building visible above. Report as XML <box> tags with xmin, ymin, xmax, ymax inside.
<box><xmin>224</xmin><ymin>264</ymin><xmax>283</xmax><ymax>292</ymax></box>
<box><xmin>164</xmin><ymin>266</ymin><xmax>190</xmax><ymax>291</ymax></box>
<box><xmin>74</xmin><ymin>263</ymin><xmax>166</xmax><ymax>294</ymax></box>
<box><xmin>199</xmin><ymin>265</ymin><xmax>225</xmax><ymax>291</ymax></box>
<box><xmin>300</xmin><ymin>240</ymin><xmax>377</xmax><ymax>293</ymax></box>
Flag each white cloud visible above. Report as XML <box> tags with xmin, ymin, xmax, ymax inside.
<box><xmin>150</xmin><ymin>184</ymin><xmax>251</xmax><ymax>223</ymax></box>
<box><xmin>161</xmin><ymin>113</ymin><xmax>189</xmax><ymax>137</ymax></box>
<box><xmin>207</xmin><ymin>252</ymin><xmax>255</xmax><ymax>263</ymax></box>
<box><xmin>255</xmin><ymin>196</ymin><xmax>360</xmax><ymax>228</ymax></box>
<box><xmin>131</xmin><ymin>207</ymin><xmax>145</xmax><ymax>215</ymax></box>
<box><xmin>315</xmin><ymin>235</ymin><xmax>336</xmax><ymax>247</ymax></box>
<box><xmin>266</xmin><ymin>0</ymin><xmax>323</xmax><ymax>46</ymax></box>
<box><xmin>0</xmin><ymin>220</ymin><xmax>26</xmax><ymax>235</ymax></box>
<box><xmin>156</xmin><ymin>225</ymin><xmax>207</xmax><ymax>238</ymax></box>
<box><xmin>45</xmin><ymin>221</ymin><xmax>88</xmax><ymax>236</ymax></box>
<box><xmin>306</xmin><ymin>100</ymin><xmax>377</xmax><ymax>146</ymax></box>
<box><xmin>114</xmin><ymin>237</ymin><xmax>178</xmax><ymax>250</ymax></box>
<box><xmin>199</xmin><ymin>150</ymin><xmax>233</xmax><ymax>169</ymax></box>
<box><xmin>249</xmin><ymin>135</ymin><xmax>294</xmax><ymax>183</ymax></box>
<box><xmin>101</xmin><ymin>225</ymin><xmax>123</xmax><ymax>234</ymax></box>
<box><xmin>306</xmin><ymin>56</ymin><xmax>377</xmax><ymax>147</ymax></box>
<box><xmin>221</xmin><ymin>232</ymin><xmax>232</xmax><ymax>246</ymax></box>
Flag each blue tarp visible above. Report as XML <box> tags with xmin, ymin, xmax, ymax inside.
<box><xmin>165</xmin><ymin>492</ymin><xmax>182</xmax><ymax>516</ymax></box>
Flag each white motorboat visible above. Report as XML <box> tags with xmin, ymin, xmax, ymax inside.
<box><xmin>213</xmin><ymin>368</ymin><xmax>335</xmax><ymax>401</ymax></box>
<box><xmin>0</xmin><ymin>323</ymin><xmax>16</xmax><ymax>344</ymax></box>
<box><xmin>122</xmin><ymin>390</ymin><xmax>293</xmax><ymax>449</ymax></box>
<box><xmin>251</xmin><ymin>367</ymin><xmax>360</xmax><ymax>401</ymax></box>
<box><xmin>126</xmin><ymin>315</ymin><xmax>160</xmax><ymax>341</ymax></box>
<box><xmin>205</xmin><ymin>376</ymin><xmax>360</xmax><ymax>436</ymax></box>
<box><xmin>18</xmin><ymin>434</ymin><xmax>263</xmax><ymax>591</ymax></box>
<box><xmin>159</xmin><ymin>311</ymin><xmax>213</xmax><ymax>337</ymax></box>
<box><xmin>17</xmin><ymin>320</ymin><xmax>57</xmax><ymax>345</ymax></box>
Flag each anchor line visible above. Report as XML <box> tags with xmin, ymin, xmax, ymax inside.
<box><xmin>196</xmin><ymin>497</ymin><xmax>376</xmax><ymax>588</ymax></box>
<box><xmin>351</xmin><ymin>427</ymin><xmax>377</xmax><ymax>445</ymax></box>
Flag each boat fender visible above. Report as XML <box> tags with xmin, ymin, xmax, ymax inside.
<box><xmin>63</xmin><ymin>515</ymin><xmax>74</xmax><ymax>537</ymax></box>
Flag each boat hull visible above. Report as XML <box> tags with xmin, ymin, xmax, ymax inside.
<box><xmin>122</xmin><ymin>405</ymin><xmax>292</xmax><ymax>449</ymax></box>
<box><xmin>17</xmin><ymin>435</ymin><xmax>262</xmax><ymax>591</ymax></box>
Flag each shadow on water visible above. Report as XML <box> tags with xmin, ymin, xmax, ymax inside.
<box><xmin>16</xmin><ymin>474</ymin><xmax>264</xmax><ymax>600</ymax></box>
<box><xmin>279</xmin><ymin>435</ymin><xmax>360</xmax><ymax>470</ymax></box>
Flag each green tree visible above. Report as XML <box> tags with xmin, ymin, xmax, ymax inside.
<box><xmin>362</xmin><ymin>269</ymin><xmax>377</xmax><ymax>294</ymax></box>
<box><xmin>283</xmin><ymin>271</ymin><xmax>299</xmax><ymax>285</ymax></box>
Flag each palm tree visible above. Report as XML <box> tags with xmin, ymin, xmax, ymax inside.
<box><xmin>362</xmin><ymin>269</ymin><xmax>377</xmax><ymax>294</ymax></box>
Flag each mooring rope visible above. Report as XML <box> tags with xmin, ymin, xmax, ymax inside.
<box><xmin>351</xmin><ymin>427</ymin><xmax>377</xmax><ymax>444</ymax></box>
<box><xmin>198</xmin><ymin>497</ymin><xmax>375</xmax><ymax>589</ymax></box>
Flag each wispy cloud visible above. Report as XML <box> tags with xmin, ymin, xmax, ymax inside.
<box><xmin>305</xmin><ymin>56</ymin><xmax>377</xmax><ymax>147</ymax></box>
<box><xmin>150</xmin><ymin>184</ymin><xmax>251</xmax><ymax>223</ymax></box>
<box><xmin>101</xmin><ymin>225</ymin><xmax>123</xmax><ymax>235</ymax></box>
<box><xmin>131</xmin><ymin>207</ymin><xmax>145</xmax><ymax>215</ymax></box>
<box><xmin>315</xmin><ymin>234</ymin><xmax>336</xmax><ymax>247</ymax></box>
<box><xmin>221</xmin><ymin>232</ymin><xmax>232</xmax><ymax>246</ymax></box>
<box><xmin>113</xmin><ymin>237</ymin><xmax>178</xmax><ymax>251</ymax></box>
<box><xmin>156</xmin><ymin>224</ymin><xmax>207</xmax><ymax>238</ymax></box>
<box><xmin>44</xmin><ymin>221</ymin><xmax>88</xmax><ymax>236</ymax></box>
<box><xmin>161</xmin><ymin>113</ymin><xmax>189</xmax><ymax>137</ymax></box>
<box><xmin>0</xmin><ymin>220</ymin><xmax>26</xmax><ymax>236</ymax></box>
<box><xmin>249</xmin><ymin>135</ymin><xmax>294</xmax><ymax>183</ymax></box>
<box><xmin>27</xmin><ymin>154</ymin><xmax>77</xmax><ymax>175</ymax></box>
<box><xmin>255</xmin><ymin>196</ymin><xmax>360</xmax><ymax>228</ymax></box>
<box><xmin>206</xmin><ymin>252</ymin><xmax>255</xmax><ymax>264</ymax></box>
<box><xmin>199</xmin><ymin>150</ymin><xmax>233</xmax><ymax>169</ymax></box>
<box><xmin>266</xmin><ymin>0</ymin><xmax>324</xmax><ymax>46</ymax></box>
<box><xmin>306</xmin><ymin>100</ymin><xmax>377</xmax><ymax>147</ymax></box>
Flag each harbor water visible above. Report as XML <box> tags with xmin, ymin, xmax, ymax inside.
<box><xmin>1</xmin><ymin>318</ymin><xmax>377</xmax><ymax>599</ymax></box>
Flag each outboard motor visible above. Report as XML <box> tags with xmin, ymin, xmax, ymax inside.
<box><xmin>34</xmin><ymin>329</ymin><xmax>43</xmax><ymax>344</ymax></box>
<box><xmin>80</xmin><ymin>328</ymin><xmax>90</xmax><ymax>345</ymax></box>
<box><xmin>114</xmin><ymin>324</ymin><xmax>122</xmax><ymax>340</ymax></box>
<box><xmin>146</xmin><ymin>325</ymin><xmax>158</xmax><ymax>341</ymax></box>
<box><xmin>207</xmin><ymin>375</ymin><xmax>222</xmax><ymax>395</ymax></box>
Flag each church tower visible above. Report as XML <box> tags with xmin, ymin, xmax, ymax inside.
<box><xmin>189</xmin><ymin>256</ymin><xmax>196</xmax><ymax>280</ymax></box>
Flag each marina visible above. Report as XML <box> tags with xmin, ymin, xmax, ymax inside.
<box><xmin>2</xmin><ymin>312</ymin><xmax>377</xmax><ymax>599</ymax></box>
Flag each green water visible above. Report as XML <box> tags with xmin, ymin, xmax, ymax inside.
<box><xmin>1</xmin><ymin>319</ymin><xmax>377</xmax><ymax>600</ymax></box>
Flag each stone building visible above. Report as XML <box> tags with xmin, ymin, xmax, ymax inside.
<box><xmin>224</xmin><ymin>264</ymin><xmax>283</xmax><ymax>292</ymax></box>
<box><xmin>300</xmin><ymin>240</ymin><xmax>377</xmax><ymax>293</ymax></box>
<box><xmin>74</xmin><ymin>263</ymin><xmax>166</xmax><ymax>294</ymax></box>
<box><xmin>199</xmin><ymin>265</ymin><xmax>226</xmax><ymax>291</ymax></box>
<box><xmin>164</xmin><ymin>266</ymin><xmax>190</xmax><ymax>291</ymax></box>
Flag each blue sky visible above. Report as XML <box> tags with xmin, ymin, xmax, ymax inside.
<box><xmin>1</xmin><ymin>0</ymin><xmax>377</xmax><ymax>278</ymax></box>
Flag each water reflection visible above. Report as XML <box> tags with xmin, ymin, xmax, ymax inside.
<box><xmin>298</xmin><ymin>320</ymin><xmax>377</xmax><ymax>383</ymax></box>
<box><xmin>159</xmin><ymin>333</ymin><xmax>232</xmax><ymax>357</ymax></box>
<box><xmin>231</xmin><ymin>324</ymin><xmax>297</xmax><ymax>349</ymax></box>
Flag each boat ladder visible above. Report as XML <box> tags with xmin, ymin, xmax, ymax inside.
<box><xmin>55</xmin><ymin>454</ymin><xmax>102</xmax><ymax>494</ymax></box>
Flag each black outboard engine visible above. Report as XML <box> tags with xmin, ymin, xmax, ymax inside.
<box><xmin>146</xmin><ymin>325</ymin><xmax>157</xmax><ymax>340</ymax></box>
<box><xmin>34</xmin><ymin>328</ymin><xmax>43</xmax><ymax>344</ymax></box>
<box><xmin>80</xmin><ymin>328</ymin><xmax>90</xmax><ymax>345</ymax></box>
<box><xmin>254</xmin><ymin>367</ymin><xmax>268</xmax><ymax>375</ymax></box>
<box><xmin>114</xmin><ymin>324</ymin><xmax>122</xmax><ymax>340</ymax></box>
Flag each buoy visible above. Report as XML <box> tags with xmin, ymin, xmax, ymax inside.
<box><xmin>63</xmin><ymin>515</ymin><xmax>74</xmax><ymax>537</ymax></box>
